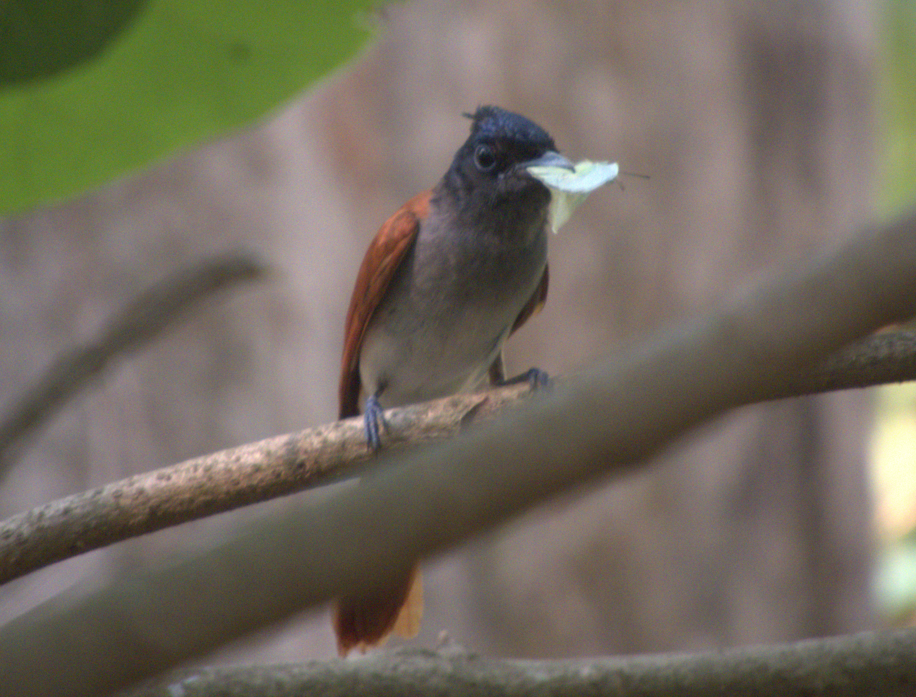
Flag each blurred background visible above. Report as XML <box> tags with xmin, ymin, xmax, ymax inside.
<box><xmin>1</xmin><ymin>0</ymin><xmax>914</xmax><ymax>667</ymax></box>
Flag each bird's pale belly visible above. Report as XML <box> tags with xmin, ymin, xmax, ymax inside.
<box><xmin>358</xmin><ymin>305</ymin><xmax>513</xmax><ymax>408</ymax></box>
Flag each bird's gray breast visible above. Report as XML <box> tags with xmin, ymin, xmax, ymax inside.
<box><xmin>359</xmin><ymin>209</ymin><xmax>547</xmax><ymax>408</ymax></box>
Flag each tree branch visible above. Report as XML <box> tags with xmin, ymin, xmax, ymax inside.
<box><xmin>0</xmin><ymin>381</ymin><xmax>534</xmax><ymax>585</ymax></box>
<box><xmin>123</xmin><ymin>629</ymin><xmax>916</xmax><ymax>697</ymax></box>
<box><xmin>3</xmin><ymin>207</ymin><xmax>916</xmax><ymax>697</ymax></box>
<box><xmin>2</xmin><ymin>329</ymin><xmax>915</xmax><ymax>587</ymax></box>
<box><xmin>776</xmin><ymin>328</ymin><xmax>916</xmax><ymax>398</ymax></box>
<box><xmin>0</xmin><ymin>251</ymin><xmax>269</xmax><ymax>480</ymax></box>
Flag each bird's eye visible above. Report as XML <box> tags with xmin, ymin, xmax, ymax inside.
<box><xmin>474</xmin><ymin>144</ymin><xmax>497</xmax><ymax>172</ymax></box>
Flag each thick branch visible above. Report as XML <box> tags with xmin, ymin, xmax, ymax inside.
<box><xmin>124</xmin><ymin>629</ymin><xmax>916</xmax><ymax>697</ymax></box>
<box><xmin>1</xmin><ymin>330</ymin><xmax>915</xmax><ymax>587</ymax></box>
<box><xmin>0</xmin><ymin>251</ymin><xmax>269</xmax><ymax>480</ymax></box>
<box><xmin>3</xmin><ymin>208</ymin><xmax>916</xmax><ymax>697</ymax></box>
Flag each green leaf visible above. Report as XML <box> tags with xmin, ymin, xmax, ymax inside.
<box><xmin>880</xmin><ymin>0</ymin><xmax>916</xmax><ymax>214</ymax></box>
<box><xmin>0</xmin><ymin>0</ymin><xmax>149</xmax><ymax>85</ymax></box>
<box><xmin>0</xmin><ymin>0</ymin><xmax>378</xmax><ymax>214</ymax></box>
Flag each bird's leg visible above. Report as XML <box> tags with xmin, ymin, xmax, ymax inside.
<box><xmin>487</xmin><ymin>353</ymin><xmax>507</xmax><ymax>384</ymax></box>
<box><xmin>364</xmin><ymin>393</ymin><xmax>388</xmax><ymax>452</ymax></box>
<box><xmin>488</xmin><ymin>353</ymin><xmax>550</xmax><ymax>390</ymax></box>
<box><xmin>498</xmin><ymin>366</ymin><xmax>551</xmax><ymax>389</ymax></box>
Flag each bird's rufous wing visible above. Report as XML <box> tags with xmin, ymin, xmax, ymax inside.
<box><xmin>335</xmin><ymin>193</ymin><xmax>429</xmax><ymax>654</ymax></box>
<box><xmin>509</xmin><ymin>263</ymin><xmax>549</xmax><ymax>336</ymax></box>
<box><xmin>338</xmin><ymin>191</ymin><xmax>431</xmax><ymax>419</ymax></box>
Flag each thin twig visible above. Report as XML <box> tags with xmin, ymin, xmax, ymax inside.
<box><xmin>0</xmin><ymin>382</ymin><xmax>533</xmax><ymax>585</ymax></box>
<box><xmin>776</xmin><ymin>329</ymin><xmax>916</xmax><ymax>398</ymax></box>
<box><xmin>0</xmin><ymin>251</ymin><xmax>270</xmax><ymax>479</ymax></box>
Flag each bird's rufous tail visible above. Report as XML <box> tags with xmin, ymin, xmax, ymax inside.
<box><xmin>333</xmin><ymin>566</ymin><xmax>423</xmax><ymax>656</ymax></box>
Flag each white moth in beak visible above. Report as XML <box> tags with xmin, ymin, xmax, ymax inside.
<box><xmin>527</xmin><ymin>160</ymin><xmax>619</xmax><ymax>233</ymax></box>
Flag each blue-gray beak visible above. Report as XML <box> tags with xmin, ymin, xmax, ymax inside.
<box><xmin>521</xmin><ymin>150</ymin><xmax>575</xmax><ymax>172</ymax></box>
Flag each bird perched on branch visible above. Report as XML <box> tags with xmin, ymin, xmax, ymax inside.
<box><xmin>335</xmin><ymin>105</ymin><xmax>574</xmax><ymax>656</ymax></box>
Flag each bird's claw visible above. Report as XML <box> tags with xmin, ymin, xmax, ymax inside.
<box><xmin>497</xmin><ymin>367</ymin><xmax>551</xmax><ymax>391</ymax></box>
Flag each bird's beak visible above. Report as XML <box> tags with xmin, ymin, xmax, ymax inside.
<box><xmin>521</xmin><ymin>150</ymin><xmax>575</xmax><ymax>173</ymax></box>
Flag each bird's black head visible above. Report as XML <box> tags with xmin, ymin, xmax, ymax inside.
<box><xmin>463</xmin><ymin>105</ymin><xmax>557</xmax><ymax>167</ymax></box>
<box><xmin>440</xmin><ymin>106</ymin><xmax>571</xmax><ymax>220</ymax></box>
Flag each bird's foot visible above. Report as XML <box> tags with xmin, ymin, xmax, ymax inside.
<box><xmin>364</xmin><ymin>395</ymin><xmax>388</xmax><ymax>452</ymax></box>
<box><xmin>497</xmin><ymin>367</ymin><xmax>551</xmax><ymax>391</ymax></box>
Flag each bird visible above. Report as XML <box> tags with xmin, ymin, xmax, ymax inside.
<box><xmin>335</xmin><ymin>105</ymin><xmax>573</xmax><ymax>656</ymax></box>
